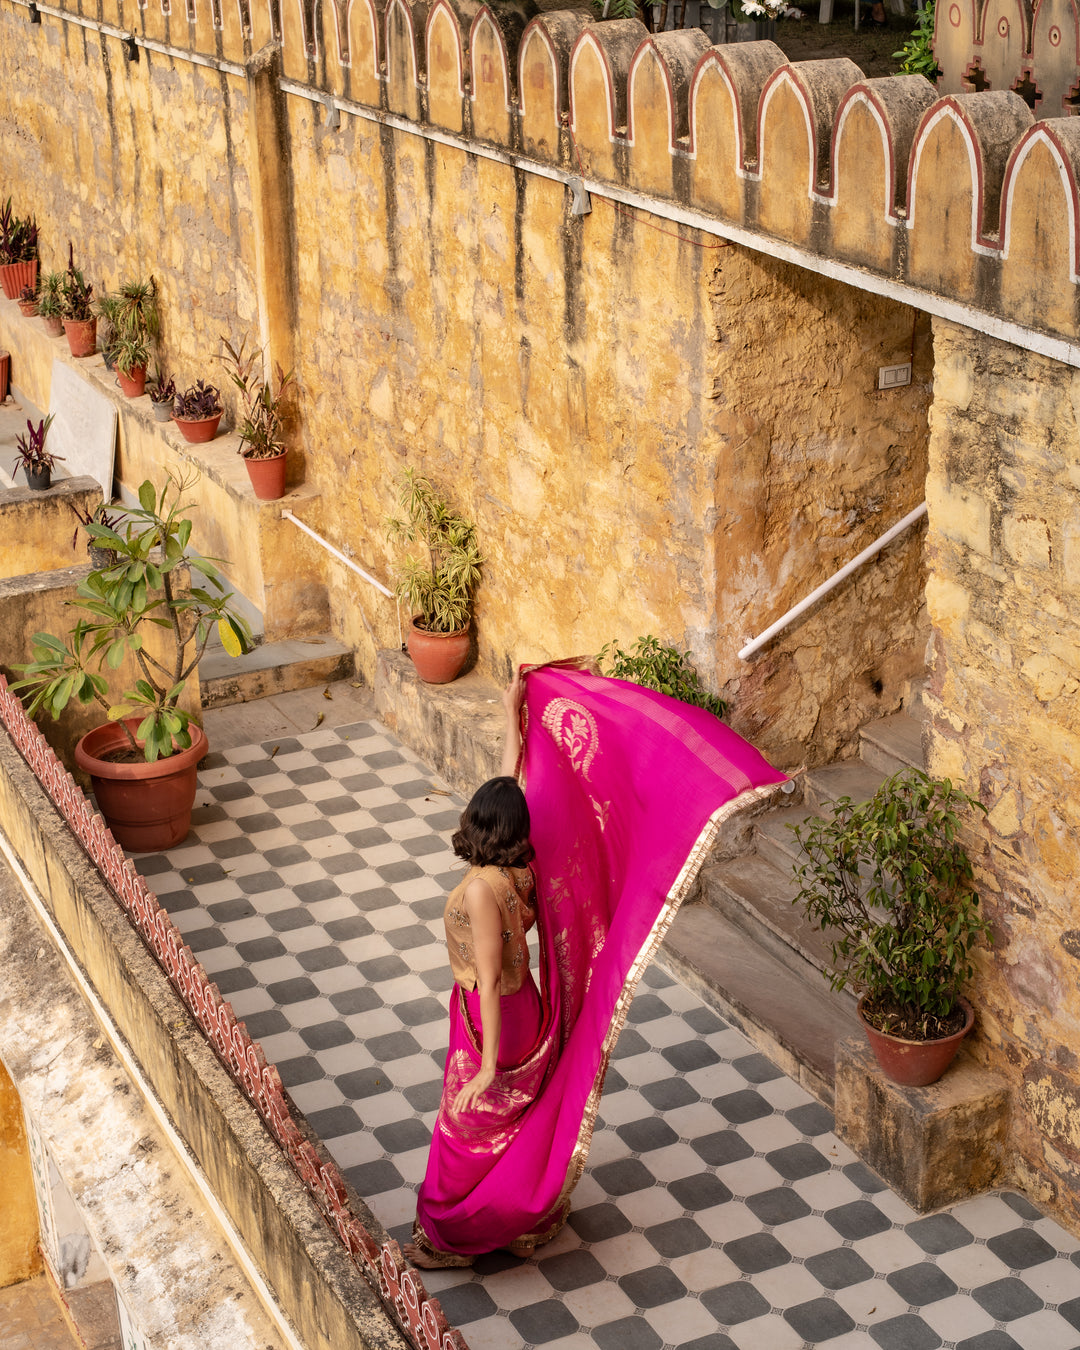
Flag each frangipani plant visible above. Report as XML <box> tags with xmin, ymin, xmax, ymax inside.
<box><xmin>13</xmin><ymin>471</ymin><xmax>252</xmax><ymax>762</ymax></box>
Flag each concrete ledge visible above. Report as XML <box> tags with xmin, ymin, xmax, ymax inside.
<box><xmin>0</xmin><ymin>473</ymin><xmax>102</xmax><ymax>580</ymax></box>
<box><xmin>834</xmin><ymin>1036</ymin><xmax>1011</xmax><ymax>1212</ymax></box>
<box><xmin>0</xmin><ymin>730</ymin><xmax>409</xmax><ymax>1350</ymax></box>
<box><xmin>374</xmin><ymin>648</ymin><xmax>504</xmax><ymax>797</ymax></box>
<box><xmin>201</xmin><ymin>634</ymin><xmax>355</xmax><ymax>709</ymax></box>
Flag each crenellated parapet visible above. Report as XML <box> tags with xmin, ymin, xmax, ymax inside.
<box><xmin>17</xmin><ymin>0</ymin><xmax>1080</xmax><ymax>350</ymax></box>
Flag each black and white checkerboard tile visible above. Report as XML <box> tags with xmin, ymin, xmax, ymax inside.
<box><xmin>133</xmin><ymin>718</ymin><xmax>1080</xmax><ymax>1350</ymax></box>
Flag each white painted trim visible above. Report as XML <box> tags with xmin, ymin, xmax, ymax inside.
<box><xmin>0</xmin><ymin>827</ymin><xmax>308</xmax><ymax>1350</ymax></box>
<box><xmin>626</xmin><ymin>43</ymin><xmax>674</xmax><ymax>151</ymax></box>
<box><xmin>277</xmin><ymin>76</ymin><xmax>1080</xmax><ymax>368</ymax></box>
<box><xmin>1001</xmin><ymin>129</ymin><xmax>1080</xmax><ymax>281</ymax></box>
<box><xmin>385</xmin><ymin>0</ymin><xmax>420</xmax><ymax>89</ymax></box>
<box><xmin>345</xmin><ymin>0</ymin><xmax>382</xmax><ymax>76</ymax></box>
<box><xmin>687</xmin><ymin>55</ymin><xmax>751</xmax><ymax>178</ymax></box>
<box><xmin>518</xmin><ymin>24</ymin><xmax>559</xmax><ymax>126</ymax></box>
<box><xmin>827</xmin><ymin>90</ymin><xmax>902</xmax><ymax>228</ymax></box>
<box><xmin>907</xmin><ymin>103</ymin><xmax>999</xmax><ymax>255</ymax></box>
<box><xmin>427</xmin><ymin>0</ymin><xmax>464</xmax><ymax>101</ymax></box>
<box><xmin>754</xmin><ymin>70</ymin><xmax>815</xmax><ymax>196</ymax></box>
<box><xmin>471</xmin><ymin>10</ymin><xmax>512</xmax><ymax>114</ymax></box>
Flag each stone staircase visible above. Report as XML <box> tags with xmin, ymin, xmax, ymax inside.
<box><xmin>660</xmin><ymin>696</ymin><xmax>927</xmax><ymax>1105</ymax></box>
<box><xmin>200</xmin><ymin>632</ymin><xmax>355</xmax><ymax>709</ymax></box>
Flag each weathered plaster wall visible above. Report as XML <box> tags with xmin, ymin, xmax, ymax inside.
<box><xmin>0</xmin><ymin>1056</ymin><xmax>40</xmax><ymax>1288</ymax></box>
<box><xmin>925</xmin><ymin>318</ymin><xmax>1080</xmax><ymax>1230</ymax></box>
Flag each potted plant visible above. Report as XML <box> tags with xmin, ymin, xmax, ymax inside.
<box><xmin>12</xmin><ymin>471</ymin><xmax>253</xmax><ymax>851</ymax></box>
<box><xmin>60</xmin><ymin>245</ymin><xmax>96</xmax><ymax>358</ymax></box>
<box><xmin>218</xmin><ymin>334</ymin><xmax>297</xmax><ymax>501</ymax></box>
<box><xmin>0</xmin><ymin>198</ymin><xmax>39</xmax><ymax>301</ymax></box>
<box><xmin>17</xmin><ymin>285</ymin><xmax>37</xmax><ymax>318</ymax></box>
<box><xmin>599</xmin><ymin>635</ymin><xmax>728</xmax><ymax>718</ymax></box>
<box><xmin>95</xmin><ymin>292</ymin><xmax>126</xmax><ymax>370</ymax></box>
<box><xmin>11</xmin><ymin>414</ymin><xmax>61</xmax><ymax>490</ymax></box>
<box><xmin>70</xmin><ymin>500</ymin><xmax>124</xmax><ymax>569</ymax></box>
<box><xmin>114</xmin><ymin>332</ymin><xmax>151</xmax><ymax>398</ymax></box>
<box><xmin>790</xmin><ymin>767</ymin><xmax>992</xmax><ymax>1087</ymax></box>
<box><xmin>37</xmin><ymin>270</ymin><xmax>66</xmax><ymax>337</ymax></box>
<box><xmin>172</xmin><ymin>380</ymin><xmax>223</xmax><ymax>443</ymax></box>
<box><xmin>386</xmin><ymin>469</ymin><xmax>484</xmax><ymax>684</ymax></box>
<box><xmin>146</xmin><ymin>370</ymin><xmax>176</xmax><ymax>423</ymax></box>
<box><xmin>96</xmin><ymin>277</ymin><xmax>159</xmax><ymax>373</ymax></box>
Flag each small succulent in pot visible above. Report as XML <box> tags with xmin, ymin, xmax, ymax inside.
<box><xmin>146</xmin><ymin>369</ymin><xmax>176</xmax><ymax>422</ymax></box>
<box><xmin>174</xmin><ymin>380</ymin><xmax>223</xmax><ymax>421</ymax></box>
<box><xmin>219</xmin><ymin>333</ymin><xmax>297</xmax><ymax>460</ymax></box>
<box><xmin>95</xmin><ymin>292</ymin><xmax>126</xmax><ymax>368</ymax></box>
<box><xmin>114</xmin><ymin>332</ymin><xmax>150</xmax><ymax>378</ymax></box>
<box><xmin>17</xmin><ymin>284</ymin><xmax>37</xmax><ymax>316</ymax></box>
<box><xmin>12</xmin><ymin>413</ymin><xmax>62</xmax><ymax>488</ymax></box>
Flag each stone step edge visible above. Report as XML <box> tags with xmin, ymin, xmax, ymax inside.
<box><xmin>660</xmin><ymin>904</ymin><xmax>860</xmax><ymax>1109</ymax></box>
<box><xmin>201</xmin><ymin>635</ymin><xmax>355</xmax><ymax>709</ymax></box>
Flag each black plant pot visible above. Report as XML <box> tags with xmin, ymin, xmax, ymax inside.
<box><xmin>89</xmin><ymin>545</ymin><xmax>119</xmax><ymax>569</ymax></box>
<box><xmin>25</xmin><ymin>465</ymin><xmax>51</xmax><ymax>491</ymax></box>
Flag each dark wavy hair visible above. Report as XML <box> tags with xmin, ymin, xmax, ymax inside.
<box><xmin>452</xmin><ymin>776</ymin><xmax>536</xmax><ymax>867</ymax></box>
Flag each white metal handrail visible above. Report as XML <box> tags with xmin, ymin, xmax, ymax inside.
<box><xmin>737</xmin><ymin>502</ymin><xmax>928</xmax><ymax>661</ymax></box>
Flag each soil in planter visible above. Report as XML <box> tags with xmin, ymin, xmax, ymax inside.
<box><xmin>97</xmin><ymin>745</ymin><xmax>149</xmax><ymax>765</ymax></box>
<box><xmin>861</xmin><ymin>996</ymin><xmax>968</xmax><ymax>1041</ymax></box>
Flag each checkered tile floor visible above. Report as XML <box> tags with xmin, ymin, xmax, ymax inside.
<box><xmin>132</xmin><ymin>712</ymin><xmax>1080</xmax><ymax>1350</ymax></box>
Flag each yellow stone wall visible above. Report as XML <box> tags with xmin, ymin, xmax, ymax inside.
<box><xmin>0</xmin><ymin>1057</ymin><xmax>40</xmax><ymax>1288</ymax></box>
<box><xmin>926</xmin><ymin>318</ymin><xmax>1080</xmax><ymax>1231</ymax></box>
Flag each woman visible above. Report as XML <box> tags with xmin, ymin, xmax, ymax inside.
<box><xmin>406</xmin><ymin>662</ymin><xmax>787</xmax><ymax>1268</ymax></box>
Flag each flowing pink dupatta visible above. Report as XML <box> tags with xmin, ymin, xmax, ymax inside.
<box><xmin>414</xmin><ymin>664</ymin><xmax>786</xmax><ymax>1258</ymax></box>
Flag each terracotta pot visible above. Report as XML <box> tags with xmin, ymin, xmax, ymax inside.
<box><xmin>243</xmin><ymin>452</ymin><xmax>287</xmax><ymax>501</ymax></box>
<box><xmin>63</xmin><ymin>316</ymin><xmax>97</xmax><ymax>358</ymax></box>
<box><xmin>407</xmin><ymin>619</ymin><xmax>471</xmax><ymax>684</ymax></box>
<box><xmin>75</xmin><ymin>719</ymin><xmax>209</xmax><ymax>852</ymax></box>
<box><xmin>18</xmin><ymin>300</ymin><xmax>37</xmax><ymax>318</ymax></box>
<box><xmin>43</xmin><ymin>315</ymin><xmax>64</xmax><ymax>338</ymax></box>
<box><xmin>173</xmin><ymin>413</ymin><xmax>221</xmax><ymax>444</ymax></box>
<box><xmin>0</xmin><ymin>259</ymin><xmax>37</xmax><ymax>302</ymax></box>
<box><xmin>858</xmin><ymin>995</ymin><xmax>974</xmax><ymax>1087</ymax></box>
<box><xmin>24</xmin><ymin>464</ymin><xmax>51</xmax><ymax>491</ymax></box>
<box><xmin>116</xmin><ymin>364</ymin><xmax>147</xmax><ymax>398</ymax></box>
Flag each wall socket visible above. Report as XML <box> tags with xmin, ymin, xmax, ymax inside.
<box><xmin>878</xmin><ymin>363</ymin><xmax>912</xmax><ymax>390</ymax></box>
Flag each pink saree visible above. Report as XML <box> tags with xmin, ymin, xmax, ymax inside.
<box><xmin>413</xmin><ymin>664</ymin><xmax>786</xmax><ymax>1259</ymax></box>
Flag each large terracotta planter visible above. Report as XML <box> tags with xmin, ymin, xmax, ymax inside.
<box><xmin>173</xmin><ymin>413</ymin><xmax>221</xmax><ymax>444</ymax></box>
<box><xmin>407</xmin><ymin>619</ymin><xmax>471</xmax><ymax>684</ymax></box>
<box><xmin>75</xmin><ymin>719</ymin><xmax>209</xmax><ymax>852</ymax></box>
<box><xmin>116</xmin><ymin>364</ymin><xmax>147</xmax><ymax>398</ymax></box>
<box><xmin>0</xmin><ymin>259</ymin><xmax>37</xmax><ymax>301</ymax></box>
<box><xmin>63</xmin><ymin>316</ymin><xmax>97</xmax><ymax>358</ymax></box>
<box><xmin>858</xmin><ymin>996</ymin><xmax>974</xmax><ymax>1088</ymax></box>
<box><xmin>243</xmin><ymin>452</ymin><xmax>287</xmax><ymax>501</ymax></box>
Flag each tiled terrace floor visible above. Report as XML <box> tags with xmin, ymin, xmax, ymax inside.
<box><xmin>131</xmin><ymin>687</ymin><xmax>1080</xmax><ymax>1350</ymax></box>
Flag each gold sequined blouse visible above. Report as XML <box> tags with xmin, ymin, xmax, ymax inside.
<box><xmin>444</xmin><ymin>863</ymin><xmax>537</xmax><ymax>994</ymax></box>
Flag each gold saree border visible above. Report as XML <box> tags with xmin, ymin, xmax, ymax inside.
<box><xmin>550</xmin><ymin>780</ymin><xmax>785</xmax><ymax>1218</ymax></box>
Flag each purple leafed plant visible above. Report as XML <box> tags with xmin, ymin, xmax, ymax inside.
<box><xmin>174</xmin><ymin>380</ymin><xmax>223</xmax><ymax>421</ymax></box>
<box><xmin>13</xmin><ymin>414</ymin><xmax>62</xmax><ymax>472</ymax></box>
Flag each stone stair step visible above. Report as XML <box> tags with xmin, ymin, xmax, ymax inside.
<box><xmin>659</xmin><ymin>903</ymin><xmax>860</xmax><ymax>1105</ymax></box>
<box><xmin>702</xmin><ymin>853</ymin><xmax>835</xmax><ymax>978</ymax></box>
<box><xmin>754</xmin><ymin>806</ymin><xmax>816</xmax><ymax>875</ymax></box>
<box><xmin>860</xmin><ymin>712</ymin><xmax>926</xmax><ymax>777</ymax></box>
<box><xmin>802</xmin><ymin>761</ymin><xmax>886</xmax><ymax>814</ymax></box>
<box><xmin>200</xmin><ymin>634</ymin><xmax>355</xmax><ymax>709</ymax></box>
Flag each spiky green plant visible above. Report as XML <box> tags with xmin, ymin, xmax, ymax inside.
<box><xmin>387</xmin><ymin>470</ymin><xmax>484</xmax><ymax>634</ymax></box>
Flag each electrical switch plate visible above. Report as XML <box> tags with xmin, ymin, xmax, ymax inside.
<box><xmin>878</xmin><ymin>363</ymin><xmax>912</xmax><ymax>390</ymax></box>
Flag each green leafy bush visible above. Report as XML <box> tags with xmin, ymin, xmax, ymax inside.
<box><xmin>598</xmin><ymin>635</ymin><xmax>727</xmax><ymax>718</ymax></box>
<box><xmin>791</xmin><ymin>768</ymin><xmax>991</xmax><ymax>1039</ymax></box>
<box><xmin>894</xmin><ymin>1</ymin><xmax>940</xmax><ymax>80</ymax></box>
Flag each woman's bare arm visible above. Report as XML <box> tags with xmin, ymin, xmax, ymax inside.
<box><xmin>500</xmin><ymin>670</ymin><xmax>524</xmax><ymax>779</ymax></box>
<box><xmin>453</xmin><ymin>878</ymin><xmax>503</xmax><ymax>1113</ymax></box>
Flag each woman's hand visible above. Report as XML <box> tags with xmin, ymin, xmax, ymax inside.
<box><xmin>502</xmin><ymin>670</ymin><xmax>524</xmax><ymax>720</ymax></box>
<box><xmin>454</xmin><ymin>1066</ymin><xmax>496</xmax><ymax>1113</ymax></box>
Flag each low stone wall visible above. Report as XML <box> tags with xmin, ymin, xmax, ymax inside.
<box><xmin>0</xmin><ymin>474</ymin><xmax>100</xmax><ymax>580</ymax></box>
<box><xmin>0</xmin><ymin>720</ymin><xmax>414</xmax><ymax>1350</ymax></box>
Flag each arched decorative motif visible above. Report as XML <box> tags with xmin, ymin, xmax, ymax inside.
<box><xmin>386</xmin><ymin>0</ymin><xmax>423</xmax><ymax>119</ymax></box>
<box><xmin>1031</xmin><ymin>0</ymin><xmax>1080</xmax><ymax>113</ymax></box>
<box><xmin>569</xmin><ymin>29</ymin><xmax>621</xmax><ymax>179</ymax></box>
<box><xmin>519</xmin><ymin>13</ymin><xmax>591</xmax><ymax>160</ymax></box>
<box><xmin>347</xmin><ymin>0</ymin><xmax>382</xmax><ymax>102</ymax></box>
<box><xmin>627</xmin><ymin>40</ymin><xmax>678</xmax><ymax>195</ymax></box>
<box><xmin>756</xmin><ymin>66</ymin><xmax>818</xmax><ymax>243</ymax></box>
<box><xmin>427</xmin><ymin>0</ymin><xmax>465</xmax><ymax>131</ymax></box>
<box><xmin>975</xmin><ymin>0</ymin><xmax>1030</xmax><ymax>97</ymax></box>
<box><xmin>470</xmin><ymin>8</ymin><xmax>514</xmax><ymax>144</ymax></box>
<box><xmin>935</xmin><ymin>0</ymin><xmax>982</xmax><ymax>91</ymax></box>
<box><xmin>1000</xmin><ymin>119</ymin><xmax>1080</xmax><ymax>275</ymax></box>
